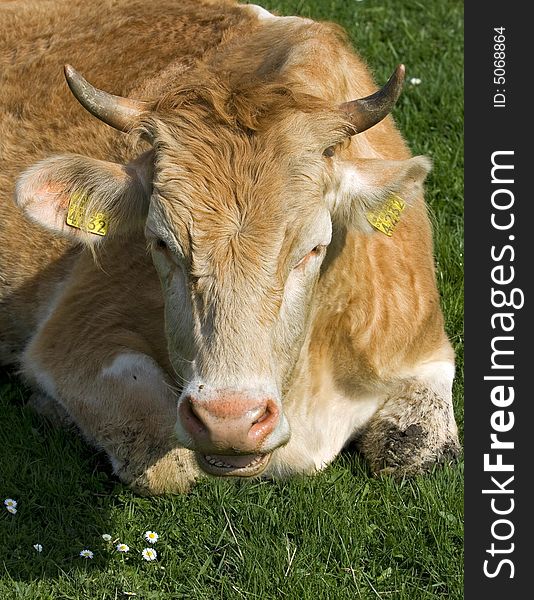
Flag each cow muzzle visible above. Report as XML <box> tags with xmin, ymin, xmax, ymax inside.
<box><xmin>176</xmin><ymin>391</ymin><xmax>288</xmax><ymax>476</ymax></box>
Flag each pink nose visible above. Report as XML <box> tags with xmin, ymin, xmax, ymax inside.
<box><xmin>179</xmin><ymin>394</ymin><xmax>280</xmax><ymax>453</ymax></box>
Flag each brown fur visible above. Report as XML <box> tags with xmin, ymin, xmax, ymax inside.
<box><xmin>1</xmin><ymin>0</ymin><xmax>459</xmax><ymax>493</ymax></box>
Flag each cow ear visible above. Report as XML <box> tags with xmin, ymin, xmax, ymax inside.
<box><xmin>327</xmin><ymin>156</ymin><xmax>432</xmax><ymax>234</ymax></box>
<box><xmin>15</xmin><ymin>151</ymin><xmax>152</xmax><ymax>244</ymax></box>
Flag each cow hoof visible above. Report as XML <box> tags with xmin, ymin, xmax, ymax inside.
<box><xmin>363</xmin><ymin>423</ymin><xmax>461</xmax><ymax>478</ymax></box>
<box><xmin>114</xmin><ymin>447</ymin><xmax>201</xmax><ymax>495</ymax></box>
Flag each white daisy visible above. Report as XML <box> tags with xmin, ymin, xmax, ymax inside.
<box><xmin>144</xmin><ymin>531</ymin><xmax>159</xmax><ymax>544</ymax></box>
<box><xmin>79</xmin><ymin>549</ymin><xmax>94</xmax><ymax>559</ymax></box>
<box><xmin>4</xmin><ymin>498</ymin><xmax>17</xmax><ymax>508</ymax></box>
<box><xmin>6</xmin><ymin>506</ymin><xmax>17</xmax><ymax>515</ymax></box>
<box><xmin>409</xmin><ymin>77</ymin><xmax>422</xmax><ymax>86</ymax></box>
<box><xmin>141</xmin><ymin>547</ymin><xmax>158</xmax><ymax>561</ymax></box>
<box><xmin>116</xmin><ymin>543</ymin><xmax>130</xmax><ymax>553</ymax></box>
<box><xmin>101</xmin><ymin>534</ymin><xmax>112</xmax><ymax>542</ymax></box>
<box><xmin>33</xmin><ymin>544</ymin><xmax>43</xmax><ymax>552</ymax></box>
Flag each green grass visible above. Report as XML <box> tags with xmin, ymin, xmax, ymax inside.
<box><xmin>0</xmin><ymin>0</ymin><xmax>464</xmax><ymax>598</ymax></box>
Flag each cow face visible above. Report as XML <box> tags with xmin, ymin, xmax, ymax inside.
<box><xmin>144</xmin><ymin>109</ymin><xmax>340</xmax><ymax>474</ymax></box>
<box><xmin>15</xmin><ymin>68</ymin><xmax>430</xmax><ymax>477</ymax></box>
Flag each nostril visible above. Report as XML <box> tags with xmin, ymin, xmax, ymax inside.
<box><xmin>179</xmin><ymin>396</ymin><xmax>206</xmax><ymax>436</ymax></box>
<box><xmin>249</xmin><ymin>399</ymin><xmax>279</xmax><ymax>440</ymax></box>
<box><xmin>252</xmin><ymin>407</ymin><xmax>271</xmax><ymax>425</ymax></box>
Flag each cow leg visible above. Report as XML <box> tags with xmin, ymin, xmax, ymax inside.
<box><xmin>357</xmin><ymin>362</ymin><xmax>461</xmax><ymax>476</ymax></box>
<box><xmin>21</xmin><ymin>338</ymin><xmax>199</xmax><ymax>495</ymax></box>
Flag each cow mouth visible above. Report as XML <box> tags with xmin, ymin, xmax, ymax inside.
<box><xmin>197</xmin><ymin>452</ymin><xmax>271</xmax><ymax>477</ymax></box>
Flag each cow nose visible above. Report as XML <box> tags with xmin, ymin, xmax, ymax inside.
<box><xmin>179</xmin><ymin>394</ymin><xmax>280</xmax><ymax>453</ymax></box>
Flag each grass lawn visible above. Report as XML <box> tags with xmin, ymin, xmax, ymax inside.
<box><xmin>0</xmin><ymin>0</ymin><xmax>464</xmax><ymax>598</ymax></box>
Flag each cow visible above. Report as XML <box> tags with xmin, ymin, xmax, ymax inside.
<box><xmin>0</xmin><ymin>0</ymin><xmax>460</xmax><ymax>495</ymax></box>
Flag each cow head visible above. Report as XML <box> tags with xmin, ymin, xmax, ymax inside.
<box><xmin>15</xmin><ymin>64</ymin><xmax>430</xmax><ymax>477</ymax></box>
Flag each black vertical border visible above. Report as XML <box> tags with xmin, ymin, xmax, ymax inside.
<box><xmin>465</xmin><ymin>3</ymin><xmax>532</xmax><ymax>597</ymax></box>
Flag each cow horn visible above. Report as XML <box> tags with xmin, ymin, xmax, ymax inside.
<box><xmin>340</xmin><ymin>64</ymin><xmax>405</xmax><ymax>134</ymax></box>
<box><xmin>64</xmin><ymin>64</ymin><xmax>149</xmax><ymax>132</ymax></box>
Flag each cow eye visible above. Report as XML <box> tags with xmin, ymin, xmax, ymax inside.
<box><xmin>323</xmin><ymin>146</ymin><xmax>336</xmax><ymax>158</ymax></box>
<box><xmin>155</xmin><ymin>238</ymin><xmax>167</xmax><ymax>250</ymax></box>
<box><xmin>294</xmin><ymin>245</ymin><xmax>325</xmax><ymax>269</ymax></box>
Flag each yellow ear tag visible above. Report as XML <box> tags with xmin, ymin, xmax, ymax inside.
<box><xmin>66</xmin><ymin>191</ymin><xmax>109</xmax><ymax>236</ymax></box>
<box><xmin>366</xmin><ymin>193</ymin><xmax>406</xmax><ymax>237</ymax></box>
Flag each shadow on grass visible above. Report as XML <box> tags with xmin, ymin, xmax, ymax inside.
<box><xmin>0</xmin><ymin>368</ymin><xmax>126</xmax><ymax>581</ymax></box>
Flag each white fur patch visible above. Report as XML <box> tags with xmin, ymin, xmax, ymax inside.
<box><xmin>307</xmin><ymin>393</ymin><xmax>381</xmax><ymax>469</ymax></box>
<box><xmin>268</xmin><ymin>372</ymin><xmax>384</xmax><ymax>477</ymax></box>
<box><xmin>246</xmin><ymin>4</ymin><xmax>277</xmax><ymax>20</ymax></box>
<box><xmin>245</xmin><ymin>3</ymin><xmax>312</xmax><ymax>24</ymax></box>
<box><xmin>101</xmin><ymin>353</ymin><xmax>168</xmax><ymax>393</ymax></box>
<box><xmin>410</xmin><ymin>360</ymin><xmax>455</xmax><ymax>397</ymax></box>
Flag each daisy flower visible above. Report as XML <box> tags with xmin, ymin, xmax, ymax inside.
<box><xmin>116</xmin><ymin>543</ymin><xmax>130</xmax><ymax>553</ymax></box>
<box><xmin>4</xmin><ymin>498</ymin><xmax>17</xmax><ymax>509</ymax></box>
<box><xmin>33</xmin><ymin>544</ymin><xmax>43</xmax><ymax>552</ymax></box>
<box><xmin>79</xmin><ymin>549</ymin><xmax>94</xmax><ymax>559</ymax></box>
<box><xmin>141</xmin><ymin>547</ymin><xmax>158</xmax><ymax>561</ymax></box>
<box><xmin>409</xmin><ymin>77</ymin><xmax>422</xmax><ymax>86</ymax></box>
<box><xmin>101</xmin><ymin>534</ymin><xmax>112</xmax><ymax>542</ymax></box>
<box><xmin>6</xmin><ymin>506</ymin><xmax>17</xmax><ymax>514</ymax></box>
<box><xmin>144</xmin><ymin>531</ymin><xmax>159</xmax><ymax>544</ymax></box>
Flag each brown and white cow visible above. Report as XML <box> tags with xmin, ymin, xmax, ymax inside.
<box><xmin>0</xmin><ymin>0</ymin><xmax>460</xmax><ymax>494</ymax></box>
